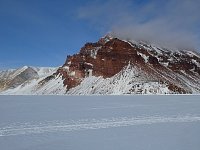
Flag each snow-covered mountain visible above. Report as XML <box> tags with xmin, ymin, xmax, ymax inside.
<box><xmin>1</xmin><ymin>35</ymin><xmax>200</xmax><ymax>95</ymax></box>
<box><xmin>0</xmin><ymin>66</ymin><xmax>61</xmax><ymax>95</ymax></box>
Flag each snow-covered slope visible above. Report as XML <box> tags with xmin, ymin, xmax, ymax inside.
<box><xmin>67</xmin><ymin>64</ymin><xmax>171</xmax><ymax>95</ymax></box>
<box><xmin>0</xmin><ymin>66</ymin><xmax>66</xmax><ymax>95</ymax></box>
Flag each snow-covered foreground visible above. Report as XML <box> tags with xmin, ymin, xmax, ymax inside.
<box><xmin>0</xmin><ymin>96</ymin><xmax>200</xmax><ymax>150</ymax></box>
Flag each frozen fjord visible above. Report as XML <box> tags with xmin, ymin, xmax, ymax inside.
<box><xmin>0</xmin><ymin>95</ymin><xmax>200</xmax><ymax>150</ymax></box>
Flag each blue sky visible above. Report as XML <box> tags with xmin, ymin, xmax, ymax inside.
<box><xmin>0</xmin><ymin>0</ymin><xmax>101</xmax><ymax>69</ymax></box>
<box><xmin>0</xmin><ymin>0</ymin><xmax>199</xmax><ymax>69</ymax></box>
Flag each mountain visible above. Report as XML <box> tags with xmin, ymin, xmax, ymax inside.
<box><xmin>1</xmin><ymin>35</ymin><xmax>200</xmax><ymax>95</ymax></box>
<box><xmin>0</xmin><ymin>66</ymin><xmax>59</xmax><ymax>95</ymax></box>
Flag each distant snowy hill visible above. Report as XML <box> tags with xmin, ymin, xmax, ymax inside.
<box><xmin>0</xmin><ymin>66</ymin><xmax>64</xmax><ymax>95</ymax></box>
<box><xmin>1</xmin><ymin>35</ymin><xmax>200</xmax><ymax>95</ymax></box>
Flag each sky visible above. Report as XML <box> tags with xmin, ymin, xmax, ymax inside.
<box><xmin>0</xmin><ymin>0</ymin><xmax>200</xmax><ymax>70</ymax></box>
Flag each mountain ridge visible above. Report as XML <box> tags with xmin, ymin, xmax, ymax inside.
<box><xmin>1</xmin><ymin>35</ymin><xmax>200</xmax><ymax>95</ymax></box>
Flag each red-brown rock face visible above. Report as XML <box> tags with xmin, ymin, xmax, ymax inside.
<box><xmin>56</xmin><ymin>35</ymin><xmax>200</xmax><ymax>93</ymax></box>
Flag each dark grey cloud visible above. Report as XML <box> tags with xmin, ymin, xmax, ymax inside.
<box><xmin>77</xmin><ymin>0</ymin><xmax>200</xmax><ymax>50</ymax></box>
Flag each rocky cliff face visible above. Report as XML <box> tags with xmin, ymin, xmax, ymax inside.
<box><xmin>56</xmin><ymin>35</ymin><xmax>200</xmax><ymax>94</ymax></box>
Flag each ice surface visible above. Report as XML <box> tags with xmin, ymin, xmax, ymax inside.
<box><xmin>0</xmin><ymin>95</ymin><xmax>200</xmax><ymax>150</ymax></box>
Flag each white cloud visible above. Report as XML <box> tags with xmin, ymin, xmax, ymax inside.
<box><xmin>77</xmin><ymin>0</ymin><xmax>200</xmax><ymax>50</ymax></box>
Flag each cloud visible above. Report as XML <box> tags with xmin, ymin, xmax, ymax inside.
<box><xmin>77</xmin><ymin>0</ymin><xmax>200</xmax><ymax>50</ymax></box>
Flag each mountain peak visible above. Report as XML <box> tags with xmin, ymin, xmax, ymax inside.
<box><xmin>54</xmin><ymin>36</ymin><xmax>200</xmax><ymax>94</ymax></box>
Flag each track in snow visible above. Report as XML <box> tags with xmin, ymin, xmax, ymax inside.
<box><xmin>1</xmin><ymin>115</ymin><xmax>200</xmax><ymax>137</ymax></box>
